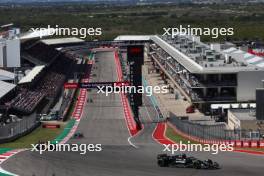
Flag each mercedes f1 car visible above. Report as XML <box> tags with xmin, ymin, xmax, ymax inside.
<box><xmin>157</xmin><ymin>154</ymin><xmax>220</xmax><ymax>169</ymax></box>
<box><xmin>72</xmin><ymin>132</ymin><xmax>84</xmax><ymax>139</ymax></box>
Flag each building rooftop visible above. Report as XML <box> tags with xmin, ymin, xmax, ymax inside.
<box><xmin>151</xmin><ymin>35</ymin><xmax>261</xmax><ymax>74</ymax></box>
<box><xmin>19</xmin><ymin>65</ymin><xmax>45</xmax><ymax>84</ymax></box>
<box><xmin>20</xmin><ymin>28</ymin><xmax>54</xmax><ymax>40</ymax></box>
<box><xmin>0</xmin><ymin>69</ymin><xmax>15</xmax><ymax>81</ymax></box>
<box><xmin>115</xmin><ymin>35</ymin><xmax>153</xmax><ymax>41</ymax></box>
<box><xmin>222</xmin><ymin>47</ymin><xmax>264</xmax><ymax>68</ymax></box>
<box><xmin>0</xmin><ymin>81</ymin><xmax>16</xmax><ymax>99</ymax></box>
<box><xmin>41</xmin><ymin>37</ymin><xmax>84</xmax><ymax>45</ymax></box>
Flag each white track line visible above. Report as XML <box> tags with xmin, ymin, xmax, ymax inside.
<box><xmin>127</xmin><ymin>136</ymin><xmax>138</xmax><ymax>149</ymax></box>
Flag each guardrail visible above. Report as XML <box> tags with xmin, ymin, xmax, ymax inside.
<box><xmin>0</xmin><ymin>114</ymin><xmax>40</xmax><ymax>144</ymax></box>
<box><xmin>168</xmin><ymin>112</ymin><xmax>264</xmax><ymax>148</ymax></box>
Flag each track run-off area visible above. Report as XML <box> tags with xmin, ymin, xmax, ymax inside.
<box><xmin>0</xmin><ymin>49</ymin><xmax>264</xmax><ymax>176</ymax></box>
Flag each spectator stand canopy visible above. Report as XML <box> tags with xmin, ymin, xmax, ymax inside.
<box><xmin>0</xmin><ymin>80</ymin><xmax>16</xmax><ymax>100</ymax></box>
<box><xmin>114</xmin><ymin>35</ymin><xmax>153</xmax><ymax>41</ymax></box>
<box><xmin>19</xmin><ymin>28</ymin><xmax>56</xmax><ymax>41</ymax></box>
<box><xmin>18</xmin><ymin>65</ymin><xmax>45</xmax><ymax>84</ymax></box>
<box><xmin>114</xmin><ymin>35</ymin><xmax>153</xmax><ymax>42</ymax></box>
<box><xmin>40</xmin><ymin>37</ymin><xmax>85</xmax><ymax>46</ymax></box>
<box><xmin>0</xmin><ymin>69</ymin><xmax>15</xmax><ymax>81</ymax></box>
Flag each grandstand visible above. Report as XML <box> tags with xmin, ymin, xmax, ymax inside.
<box><xmin>0</xmin><ymin>37</ymin><xmax>79</xmax><ymax>116</ymax></box>
<box><xmin>36</xmin><ymin>71</ymin><xmax>65</xmax><ymax>98</ymax></box>
<box><xmin>8</xmin><ymin>89</ymin><xmax>45</xmax><ymax>114</ymax></box>
<box><xmin>9</xmin><ymin>55</ymin><xmax>75</xmax><ymax>114</ymax></box>
<box><xmin>21</xmin><ymin>41</ymin><xmax>60</xmax><ymax>65</ymax></box>
<box><xmin>0</xmin><ymin>33</ymin><xmax>93</xmax><ymax>143</ymax></box>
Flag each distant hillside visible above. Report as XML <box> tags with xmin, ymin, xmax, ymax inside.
<box><xmin>0</xmin><ymin>0</ymin><xmax>131</xmax><ymax>3</ymax></box>
<box><xmin>0</xmin><ymin>0</ymin><xmax>263</xmax><ymax>4</ymax></box>
<box><xmin>0</xmin><ymin>0</ymin><xmax>189</xmax><ymax>4</ymax></box>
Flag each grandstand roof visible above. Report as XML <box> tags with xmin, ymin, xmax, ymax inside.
<box><xmin>20</xmin><ymin>28</ymin><xmax>55</xmax><ymax>40</ymax></box>
<box><xmin>0</xmin><ymin>81</ymin><xmax>16</xmax><ymax>99</ymax></box>
<box><xmin>18</xmin><ymin>65</ymin><xmax>45</xmax><ymax>84</ymax></box>
<box><xmin>0</xmin><ymin>69</ymin><xmax>15</xmax><ymax>81</ymax></box>
<box><xmin>41</xmin><ymin>37</ymin><xmax>84</xmax><ymax>45</ymax></box>
<box><xmin>115</xmin><ymin>35</ymin><xmax>153</xmax><ymax>41</ymax></box>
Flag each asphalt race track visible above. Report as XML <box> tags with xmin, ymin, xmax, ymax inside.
<box><xmin>2</xmin><ymin>50</ymin><xmax>264</xmax><ymax>176</ymax></box>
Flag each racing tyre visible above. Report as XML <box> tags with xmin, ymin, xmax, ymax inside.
<box><xmin>158</xmin><ymin>159</ymin><xmax>168</xmax><ymax>167</ymax></box>
<box><xmin>194</xmin><ymin>161</ymin><xmax>201</xmax><ymax>169</ymax></box>
<box><xmin>213</xmin><ymin>162</ymin><xmax>220</xmax><ymax>169</ymax></box>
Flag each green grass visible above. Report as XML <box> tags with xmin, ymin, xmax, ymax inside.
<box><xmin>1</xmin><ymin>4</ymin><xmax>264</xmax><ymax>41</ymax></box>
<box><xmin>0</xmin><ymin>125</ymin><xmax>64</xmax><ymax>149</ymax></box>
<box><xmin>52</xmin><ymin>119</ymin><xmax>76</xmax><ymax>144</ymax></box>
<box><xmin>0</xmin><ymin>148</ymin><xmax>13</xmax><ymax>154</ymax></box>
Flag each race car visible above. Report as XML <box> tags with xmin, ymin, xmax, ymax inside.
<box><xmin>157</xmin><ymin>154</ymin><xmax>220</xmax><ymax>169</ymax></box>
<box><xmin>72</xmin><ymin>132</ymin><xmax>84</xmax><ymax>139</ymax></box>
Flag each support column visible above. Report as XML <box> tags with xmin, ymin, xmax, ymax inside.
<box><xmin>204</xmin><ymin>74</ymin><xmax>207</xmax><ymax>82</ymax></box>
<box><xmin>218</xmin><ymin>74</ymin><xmax>222</xmax><ymax>82</ymax></box>
<box><xmin>218</xmin><ymin>87</ymin><xmax>221</xmax><ymax>96</ymax></box>
<box><xmin>203</xmin><ymin>88</ymin><xmax>207</xmax><ymax>97</ymax></box>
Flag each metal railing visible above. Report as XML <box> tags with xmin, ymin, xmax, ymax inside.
<box><xmin>169</xmin><ymin>112</ymin><xmax>264</xmax><ymax>141</ymax></box>
<box><xmin>0</xmin><ymin>114</ymin><xmax>40</xmax><ymax>143</ymax></box>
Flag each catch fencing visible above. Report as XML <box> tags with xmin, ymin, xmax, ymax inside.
<box><xmin>169</xmin><ymin>112</ymin><xmax>264</xmax><ymax>141</ymax></box>
<box><xmin>0</xmin><ymin>114</ymin><xmax>40</xmax><ymax>143</ymax></box>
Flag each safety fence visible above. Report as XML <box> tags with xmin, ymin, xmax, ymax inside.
<box><xmin>0</xmin><ymin>114</ymin><xmax>40</xmax><ymax>143</ymax></box>
<box><xmin>168</xmin><ymin>112</ymin><xmax>264</xmax><ymax>148</ymax></box>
